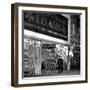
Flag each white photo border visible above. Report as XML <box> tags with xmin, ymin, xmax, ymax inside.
<box><xmin>18</xmin><ymin>5</ymin><xmax>86</xmax><ymax>84</ymax></box>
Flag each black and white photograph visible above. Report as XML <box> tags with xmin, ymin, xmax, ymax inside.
<box><xmin>23</xmin><ymin>12</ymin><xmax>80</xmax><ymax>77</ymax></box>
<box><xmin>11</xmin><ymin>3</ymin><xmax>87</xmax><ymax>87</ymax></box>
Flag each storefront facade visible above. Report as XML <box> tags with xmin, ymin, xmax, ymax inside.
<box><xmin>23</xmin><ymin>12</ymin><xmax>80</xmax><ymax>77</ymax></box>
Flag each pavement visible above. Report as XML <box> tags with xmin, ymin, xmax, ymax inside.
<box><xmin>39</xmin><ymin>70</ymin><xmax>80</xmax><ymax>77</ymax></box>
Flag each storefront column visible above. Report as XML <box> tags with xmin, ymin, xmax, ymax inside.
<box><xmin>34</xmin><ymin>41</ymin><xmax>42</xmax><ymax>75</ymax></box>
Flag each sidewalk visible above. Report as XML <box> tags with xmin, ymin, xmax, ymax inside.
<box><xmin>40</xmin><ymin>70</ymin><xmax>80</xmax><ymax>77</ymax></box>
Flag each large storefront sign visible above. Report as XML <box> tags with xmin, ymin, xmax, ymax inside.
<box><xmin>24</xmin><ymin>12</ymin><xmax>68</xmax><ymax>40</ymax></box>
